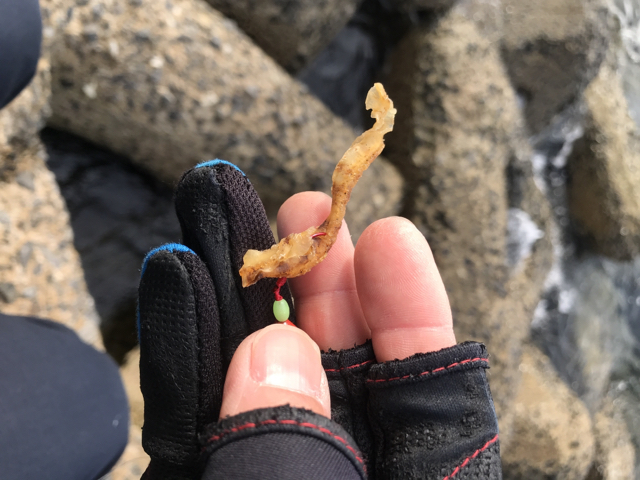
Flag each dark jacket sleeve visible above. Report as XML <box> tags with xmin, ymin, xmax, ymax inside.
<box><xmin>201</xmin><ymin>406</ymin><xmax>366</xmax><ymax>480</ymax></box>
<box><xmin>0</xmin><ymin>0</ymin><xmax>42</xmax><ymax>109</ymax></box>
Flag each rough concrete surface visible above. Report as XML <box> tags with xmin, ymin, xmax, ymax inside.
<box><xmin>587</xmin><ymin>394</ymin><xmax>636</xmax><ymax>480</ymax></box>
<box><xmin>0</xmin><ymin>59</ymin><xmax>102</xmax><ymax>348</ymax></box>
<box><xmin>42</xmin><ymin>0</ymin><xmax>402</xmax><ymax>236</ymax></box>
<box><xmin>205</xmin><ymin>0</ymin><xmax>361</xmax><ymax>73</ymax></box>
<box><xmin>568</xmin><ymin>63</ymin><xmax>640</xmax><ymax>261</ymax></box>
<box><xmin>383</xmin><ymin>3</ymin><xmax>553</xmax><ymax>442</ymax></box>
<box><xmin>502</xmin><ymin>0</ymin><xmax>609</xmax><ymax>133</ymax></box>
<box><xmin>502</xmin><ymin>343</ymin><xmax>595</xmax><ymax>480</ymax></box>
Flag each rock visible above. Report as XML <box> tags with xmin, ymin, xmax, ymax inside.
<box><xmin>298</xmin><ymin>0</ymin><xmax>409</xmax><ymax>131</ymax></box>
<box><xmin>0</xmin><ymin>282</ymin><xmax>17</xmax><ymax>303</ymax></box>
<box><xmin>608</xmin><ymin>372</ymin><xmax>640</xmax><ymax>479</ymax></box>
<box><xmin>534</xmin><ymin>256</ymin><xmax>635</xmax><ymax>412</ymax></box>
<box><xmin>532</xmin><ymin>250</ymin><xmax>640</xmax><ymax>476</ymax></box>
<box><xmin>106</xmin><ymin>424</ymin><xmax>149</xmax><ymax>480</ymax></box>
<box><xmin>502</xmin><ymin>343</ymin><xmax>595</xmax><ymax>479</ymax></box>
<box><xmin>450</xmin><ymin>0</ymin><xmax>503</xmax><ymax>42</ymax></box>
<box><xmin>0</xmin><ymin>59</ymin><xmax>51</xmax><ymax>150</ymax></box>
<box><xmin>0</xmin><ymin>142</ymin><xmax>102</xmax><ymax>347</ymax></box>
<box><xmin>43</xmin><ymin>128</ymin><xmax>181</xmax><ymax>362</ymax></box>
<box><xmin>588</xmin><ymin>394</ymin><xmax>636</xmax><ymax>480</ymax></box>
<box><xmin>395</xmin><ymin>0</ymin><xmax>456</xmax><ymax>12</ymax></box>
<box><xmin>16</xmin><ymin>171</ymin><xmax>35</xmax><ymax>191</ymax></box>
<box><xmin>608</xmin><ymin>0</ymin><xmax>640</xmax><ymax>131</ymax></box>
<box><xmin>501</xmin><ymin>0</ymin><xmax>609</xmax><ymax>133</ymax></box>
<box><xmin>567</xmin><ymin>63</ymin><xmax>640</xmax><ymax>261</ymax></box>
<box><xmin>204</xmin><ymin>0</ymin><xmax>361</xmax><ymax>73</ymax></box>
<box><xmin>108</xmin><ymin>347</ymin><xmax>148</xmax><ymax>479</ymax></box>
<box><xmin>121</xmin><ymin>347</ymin><xmax>143</xmax><ymax>428</ymax></box>
<box><xmin>0</xmin><ymin>59</ymin><xmax>102</xmax><ymax>349</ymax></box>
<box><xmin>43</xmin><ymin>0</ymin><xmax>402</xmax><ymax>235</ymax></box>
<box><xmin>383</xmin><ymin>3</ymin><xmax>553</xmax><ymax>441</ymax></box>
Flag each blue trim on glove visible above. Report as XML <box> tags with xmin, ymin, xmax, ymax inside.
<box><xmin>137</xmin><ymin>243</ymin><xmax>196</xmax><ymax>339</ymax></box>
<box><xmin>196</xmin><ymin>159</ymin><xmax>246</xmax><ymax>176</ymax></box>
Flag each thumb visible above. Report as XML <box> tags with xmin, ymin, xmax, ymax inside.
<box><xmin>219</xmin><ymin>324</ymin><xmax>331</xmax><ymax>419</ymax></box>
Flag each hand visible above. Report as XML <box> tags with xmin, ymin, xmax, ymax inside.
<box><xmin>219</xmin><ymin>191</ymin><xmax>456</xmax><ymax>419</ymax></box>
<box><xmin>138</xmin><ymin>162</ymin><xmax>500</xmax><ymax>480</ymax></box>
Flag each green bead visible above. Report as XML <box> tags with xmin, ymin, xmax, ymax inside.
<box><xmin>273</xmin><ymin>299</ymin><xmax>290</xmax><ymax>322</ymax></box>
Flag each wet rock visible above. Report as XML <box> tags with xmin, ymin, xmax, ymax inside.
<box><xmin>384</xmin><ymin>3</ymin><xmax>553</xmax><ymax>440</ymax></box>
<box><xmin>44</xmin><ymin>0</ymin><xmax>402</xmax><ymax>236</ymax></box>
<box><xmin>205</xmin><ymin>0</ymin><xmax>361</xmax><ymax>73</ymax></box>
<box><xmin>0</xmin><ymin>59</ymin><xmax>51</xmax><ymax>183</ymax></box>
<box><xmin>534</xmin><ymin>256</ymin><xmax>635</xmax><ymax>412</ymax></box>
<box><xmin>588</xmin><ymin>394</ymin><xmax>635</xmax><ymax>480</ymax></box>
<box><xmin>567</xmin><ymin>63</ymin><xmax>640</xmax><ymax>261</ymax></box>
<box><xmin>501</xmin><ymin>0</ymin><xmax>609</xmax><ymax>133</ymax></box>
<box><xmin>502</xmin><ymin>343</ymin><xmax>595</xmax><ymax>480</ymax></box>
<box><xmin>533</xmin><ymin>243</ymin><xmax>640</xmax><ymax>475</ymax></box>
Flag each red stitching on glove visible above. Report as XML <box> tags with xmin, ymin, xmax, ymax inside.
<box><xmin>207</xmin><ymin>419</ymin><xmax>365</xmax><ymax>467</ymax></box>
<box><xmin>325</xmin><ymin>359</ymin><xmax>374</xmax><ymax>373</ymax></box>
<box><xmin>442</xmin><ymin>434</ymin><xmax>499</xmax><ymax>480</ymax></box>
<box><xmin>367</xmin><ymin>357</ymin><xmax>489</xmax><ymax>383</ymax></box>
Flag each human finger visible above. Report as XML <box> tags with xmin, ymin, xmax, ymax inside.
<box><xmin>219</xmin><ymin>324</ymin><xmax>331</xmax><ymax>418</ymax></box>
<box><xmin>354</xmin><ymin>217</ymin><xmax>456</xmax><ymax>362</ymax></box>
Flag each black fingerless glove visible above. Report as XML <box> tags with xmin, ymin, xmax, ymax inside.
<box><xmin>324</xmin><ymin>341</ymin><xmax>500</xmax><ymax>479</ymax></box>
<box><xmin>138</xmin><ymin>160</ymin><xmax>501</xmax><ymax>479</ymax></box>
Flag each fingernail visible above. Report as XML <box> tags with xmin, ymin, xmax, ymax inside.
<box><xmin>250</xmin><ymin>325</ymin><xmax>323</xmax><ymax>399</ymax></box>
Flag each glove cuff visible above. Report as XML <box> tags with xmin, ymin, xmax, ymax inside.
<box><xmin>201</xmin><ymin>405</ymin><xmax>367</xmax><ymax>480</ymax></box>
<box><xmin>366</xmin><ymin>341</ymin><xmax>501</xmax><ymax>479</ymax></box>
<box><xmin>366</xmin><ymin>341</ymin><xmax>490</xmax><ymax>386</ymax></box>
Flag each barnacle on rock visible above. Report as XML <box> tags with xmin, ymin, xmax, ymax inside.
<box><xmin>239</xmin><ymin>83</ymin><xmax>396</xmax><ymax>287</ymax></box>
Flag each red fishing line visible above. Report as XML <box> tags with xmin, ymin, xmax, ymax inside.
<box><xmin>273</xmin><ymin>277</ymin><xmax>287</xmax><ymax>301</ymax></box>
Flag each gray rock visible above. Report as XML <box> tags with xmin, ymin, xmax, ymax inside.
<box><xmin>16</xmin><ymin>171</ymin><xmax>35</xmax><ymax>191</ymax></box>
<box><xmin>534</xmin><ymin>256</ymin><xmax>636</xmax><ymax>412</ymax></box>
<box><xmin>44</xmin><ymin>0</ymin><xmax>403</xmax><ymax>237</ymax></box>
<box><xmin>383</xmin><ymin>3</ymin><xmax>553</xmax><ymax>441</ymax></box>
<box><xmin>501</xmin><ymin>343</ymin><xmax>595</xmax><ymax>480</ymax></box>
<box><xmin>588</xmin><ymin>394</ymin><xmax>636</xmax><ymax>480</ymax></box>
<box><xmin>205</xmin><ymin>0</ymin><xmax>361</xmax><ymax>73</ymax></box>
<box><xmin>0</xmin><ymin>283</ymin><xmax>18</xmax><ymax>303</ymax></box>
<box><xmin>501</xmin><ymin>0</ymin><xmax>609</xmax><ymax>133</ymax></box>
<box><xmin>609</xmin><ymin>0</ymin><xmax>640</xmax><ymax>129</ymax></box>
<box><xmin>567</xmin><ymin>63</ymin><xmax>640</xmax><ymax>261</ymax></box>
<box><xmin>0</xmin><ymin>57</ymin><xmax>102</xmax><ymax>349</ymax></box>
<box><xmin>530</xmin><ymin>107</ymin><xmax>640</xmax><ymax>476</ymax></box>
